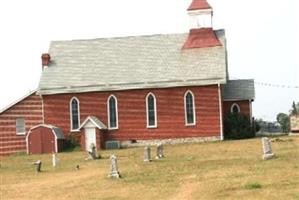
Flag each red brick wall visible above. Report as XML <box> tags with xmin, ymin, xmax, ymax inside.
<box><xmin>223</xmin><ymin>100</ymin><xmax>251</xmax><ymax>119</ymax></box>
<box><xmin>43</xmin><ymin>85</ymin><xmax>221</xmax><ymax>144</ymax></box>
<box><xmin>0</xmin><ymin>94</ymin><xmax>43</xmax><ymax>156</ymax></box>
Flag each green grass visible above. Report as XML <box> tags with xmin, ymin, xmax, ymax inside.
<box><xmin>244</xmin><ymin>182</ymin><xmax>262</xmax><ymax>189</ymax></box>
<box><xmin>1</xmin><ymin>136</ymin><xmax>299</xmax><ymax>200</ymax></box>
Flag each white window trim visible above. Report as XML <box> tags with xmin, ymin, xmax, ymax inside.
<box><xmin>16</xmin><ymin>117</ymin><xmax>26</xmax><ymax>135</ymax></box>
<box><xmin>70</xmin><ymin>97</ymin><xmax>80</xmax><ymax>132</ymax></box>
<box><xmin>146</xmin><ymin>92</ymin><xmax>157</xmax><ymax>128</ymax></box>
<box><xmin>107</xmin><ymin>95</ymin><xmax>119</xmax><ymax>130</ymax></box>
<box><xmin>230</xmin><ymin>103</ymin><xmax>241</xmax><ymax>113</ymax></box>
<box><xmin>184</xmin><ymin>90</ymin><xmax>196</xmax><ymax>126</ymax></box>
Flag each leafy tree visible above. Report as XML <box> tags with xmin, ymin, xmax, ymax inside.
<box><xmin>254</xmin><ymin>118</ymin><xmax>262</xmax><ymax>132</ymax></box>
<box><xmin>224</xmin><ymin>113</ymin><xmax>254</xmax><ymax>139</ymax></box>
<box><xmin>290</xmin><ymin>101</ymin><xmax>298</xmax><ymax>115</ymax></box>
<box><xmin>276</xmin><ymin>113</ymin><xmax>290</xmax><ymax>133</ymax></box>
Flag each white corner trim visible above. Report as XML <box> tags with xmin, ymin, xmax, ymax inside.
<box><xmin>218</xmin><ymin>84</ymin><xmax>224</xmax><ymax>141</ymax></box>
<box><xmin>230</xmin><ymin>103</ymin><xmax>241</xmax><ymax>113</ymax></box>
<box><xmin>146</xmin><ymin>92</ymin><xmax>158</xmax><ymax>128</ymax></box>
<box><xmin>107</xmin><ymin>95</ymin><xmax>119</xmax><ymax>130</ymax></box>
<box><xmin>70</xmin><ymin>97</ymin><xmax>80</xmax><ymax>131</ymax></box>
<box><xmin>184</xmin><ymin>90</ymin><xmax>196</xmax><ymax>126</ymax></box>
<box><xmin>52</xmin><ymin>129</ymin><xmax>58</xmax><ymax>153</ymax></box>
<box><xmin>40</xmin><ymin>95</ymin><xmax>45</xmax><ymax>124</ymax></box>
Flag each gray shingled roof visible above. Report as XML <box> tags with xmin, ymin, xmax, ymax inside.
<box><xmin>222</xmin><ymin>79</ymin><xmax>255</xmax><ymax>101</ymax></box>
<box><xmin>38</xmin><ymin>30</ymin><xmax>227</xmax><ymax>95</ymax></box>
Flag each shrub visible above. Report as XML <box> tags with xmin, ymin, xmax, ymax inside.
<box><xmin>224</xmin><ymin>113</ymin><xmax>255</xmax><ymax>139</ymax></box>
<box><xmin>64</xmin><ymin>133</ymin><xmax>80</xmax><ymax>151</ymax></box>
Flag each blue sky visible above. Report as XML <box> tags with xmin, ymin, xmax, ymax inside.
<box><xmin>0</xmin><ymin>0</ymin><xmax>298</xmax><ymax>121</ymax></box>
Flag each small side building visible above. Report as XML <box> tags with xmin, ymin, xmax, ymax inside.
<box><xmin>222</xmin><ymin>79</ymin><xmax>255</xmax><ymax>121</ymax></box>
<box><xmin>26</xmin><ymin>124</ymin><xmax>64</xmax><ymax>154</ymax></box>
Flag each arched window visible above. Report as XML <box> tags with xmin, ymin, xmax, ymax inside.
<box><xmin>70</xmin><ymin>97</ymin><xmax>80</xmax><ymax>130</ymax></box>
<box><xmin>146</xmin><ymin>93</ymin><xmax>157</xmax><ymax>128</ymax></box>
<box><xmin>231</xmin><ymin>103</ymin><xmax>241</xmax><ymax>114</ymax></box>
<box><xmin>184</xmin><ymin>91</ymin><xmax>196</xmax><ymax>125</ymax></box>
<box><xmin>108</xmin><ymin>95</ymin><xmax>118</xmax><ymax>129</ymax></box>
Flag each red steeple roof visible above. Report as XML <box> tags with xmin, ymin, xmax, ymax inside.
<box><xmin>187</xmin><ymin>0</ymin><xmax>212</xmax><ymax>11</ymax></box>
<box><xmin>182</xmin><ymin>28</ymin><xmax>221</xmax><ymax>49</ymax></box>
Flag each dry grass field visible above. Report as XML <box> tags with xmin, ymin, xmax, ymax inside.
<box><xmin>1</xmin><ymin>136</ymin><xmax>299</xmax><ymax>200</ymax></box>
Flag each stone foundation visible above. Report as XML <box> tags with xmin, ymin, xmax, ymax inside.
<box><xmin>120</xmin><ymin>136</ymin><xmax>221</xmax><ymax>148</ymax></box>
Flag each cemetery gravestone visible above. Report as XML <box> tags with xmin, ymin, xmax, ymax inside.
<box><xmin>144</xmin><ymin>146</ymin><xmax>151</xmax><ymax>162</ymax></box>
<box><xmin>108</xmin><ymin>155</ymin><xmax>121</xmax><ymax>178</ymax></box>
<box><xmin>34</xmin><ymin>160</ymin><xmax>42</xmax><ymax>172</ymax></box>
<box><xmin>52</xmin><ymin>153</ymin><xmax>59</xmax><ymax>167</ymax></box>
<box><xmin>156</xmin><ymin>143</ymin><xmax>164</xmax><ymax>159</ymax></box>
<box><xmin>262</xmin><ymin>137</ymin><xmax>275</xmax><ymax>160</ymax></box>
<box><xmin>88</xmin><ymin>143</ymin><xmax>98</xmax><ymax>160</ymax></box>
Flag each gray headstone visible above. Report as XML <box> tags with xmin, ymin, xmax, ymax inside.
<box><xmin>156</xmin><ymin>143</ymin><xmax>164</xmax><ymax>159</ymax></box>
<box><xmin>261</xmin><ymin>137</ymin><xmax>275</xmax><ymax>160</ymax></box>
<box><xmin>88</xmin><ymin>143</ymin><xmax>97</xmax><ymax>160</ymax></box>
<box><xmin>34</xmin><ymin>160</ymin><xmax>42</xmax><ymax>172</ymax></box>
<box><xmin>108</xmin><ymin>155</ymin><xmax>121</xmax><ymax>178</ymax></box>
<box><xmin>144</xmin><ymin>146</ymin><xmax>151</xmax><ymax>162</ymax></box>
<box><xmin>52</xmin><ymin>153</ymin><xmax>59</xmax><ymax>167</ymax></box>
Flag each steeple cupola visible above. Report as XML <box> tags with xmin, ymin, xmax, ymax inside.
<box><xmin>182</xmin><ymin>0</ymin><xmax>221</xmax><ymax>49</ymax></box>
<box><xmin>187</xmin><ymin>0</ymin><xmax>213</xmax><ymax>29</ymax></box>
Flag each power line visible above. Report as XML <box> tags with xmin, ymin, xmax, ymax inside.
<box><xmin>230</xmin><ymin>77</ymin><xmax>299</xmax><ymax>89</ymax></box>
<box><xmin>254</xmin><ymin>81</ymin><xmax>299</xmax><ymax>89</ymax></box>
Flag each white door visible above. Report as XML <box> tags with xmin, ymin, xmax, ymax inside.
<box><xmin>85</xmin><ymin>128</ymin><xmax>96</xmax><ymax>151</ymax></box>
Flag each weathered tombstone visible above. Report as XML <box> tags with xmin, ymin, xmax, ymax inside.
<box><xmin>52</xmin><ymin>153</ymin><xmax>59</xmax><ymax>167</ymax></box>
<box><xmin>34</xmin><ymin>160</ymin><xmax>42</xmax><ymax>172</ymax></box>
<box><xmin>262</xmin><ymin>137</ymin><xmax>275</xmax><ymax>160</ymax></box>
<box><xmin>108</xmin><ymin>155</ymin><xmax>121</xmax><ymax>178</ymax></box>
<box><xmin>156</xmin><ymin>143</ymin><xmax>164</xmax><ymax>159</ymax></box>
<box><xmin>88</xmin><ymin>143</ymin><xmax>97</xmax><ymax>160</ymax></box>
<box><xmin>144</xmin><ymin>146</ymin><xmax>151</xmax><ymax>162</ymax></box>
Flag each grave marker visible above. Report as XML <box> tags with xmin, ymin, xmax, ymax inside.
<box><xmin>144</xmin><ymin>146</ymin><xmax>151</xmax><ymax>162</ymax></box>
<box><xmin>52</xmin><ymin>153</ymin><xmax>59</xmax><ymax>167</ymax></box>
<box><xmin>34</xmin><ymin>160</ymin><xmax>42</xmax><ymax>172</ymax></box>
<box><xmin>108</xmin><ymin>155</ymin><xmax>121</xmax><ymax>178</ymax></box>
<box><xmin>261</xmin><ymin>137</ymin><xmax>275</xmax><ymax>160</ymax></box>
<box><xmin>156</xmin><ymin>143</ymin><xmax>164</xmax><ymax>159</ymax></box>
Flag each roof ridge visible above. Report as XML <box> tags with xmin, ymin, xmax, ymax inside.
<box><xmin>50</xmin><ymin>32</ymin><xmax>188</xmax><ymax>44</ymax></box>
<box><xmin>49</xmin><ymin>30</ymin><xmax>223</xmax><ymax>44</ymax></box>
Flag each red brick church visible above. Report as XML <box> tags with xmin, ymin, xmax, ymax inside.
<box><xmin>0</xmin><ymin>0</ymin><xmax>255</xmax><ymax>155</ymax></box>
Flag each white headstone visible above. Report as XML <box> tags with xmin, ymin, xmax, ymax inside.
<box><xmin>108</xmin><ymin>155</ymin><xmax>121</xmax><ymax>178</ymax></box>
<box><xmin>144</xmin><ymin>146</ymin><xmax>151</xmax><ymax>162</ymax></box>
<box><xmin>52</xmin><ymin>153</ymin><xmax>59</xmax><ymax>167</ymax></box>
<box><xmin>261</xmin><ymin>137</ymin><xmax>275</xmax><ymax>160</ymax></box>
